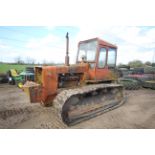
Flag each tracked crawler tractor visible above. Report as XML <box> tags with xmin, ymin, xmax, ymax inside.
<box><xmin>23</xmin><ymin>33</ymin><xmax>125</xmax><ymax>125</ymax></box>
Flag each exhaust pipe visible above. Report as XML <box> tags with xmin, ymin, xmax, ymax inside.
<box><xmin>65</xmin><ymin>32</ymin><xmax>70</xmax><ymax>66</ymax></box>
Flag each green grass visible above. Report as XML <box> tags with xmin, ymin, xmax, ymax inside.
<box><xmin>0</xmin><ymin>63</ymin><xmax>34</xmax><ymax>74</ymax></box>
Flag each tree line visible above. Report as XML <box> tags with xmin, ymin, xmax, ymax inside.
<box><xmin>118</xmin><ymin>60</ymin><xmax>155</xmax><ymax>68</ymax></box>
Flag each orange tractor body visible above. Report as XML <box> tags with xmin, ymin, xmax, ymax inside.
<box><xmin>25</xmin><ymin>37</ymin><xmax>117</xmax><ymax>105</ymax></box>
<box><xmin>23</xmin><ymin>33</ymin><xmax>124</xmax><ymax>125</ymax></box>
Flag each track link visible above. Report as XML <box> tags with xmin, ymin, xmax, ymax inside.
<box><xmin>53</xmin><ymin>83</ymin><xmax>126</xmax><ymax>126</ymax></box>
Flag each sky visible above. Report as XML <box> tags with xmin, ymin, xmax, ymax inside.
<box><xmin>0</xmin><ymin>26</ymin><xmax>155</xmax><ymax>64</ymax></box>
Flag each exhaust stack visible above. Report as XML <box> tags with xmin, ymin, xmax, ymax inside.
<box><xmin>65</xmin><ymin>32</ymin><xmax>70</xmax><ymax>66</ymax></box>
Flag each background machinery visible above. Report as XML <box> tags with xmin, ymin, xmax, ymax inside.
<box><xmin>7</xmin><ymin>67</ymin><xmax>34</xmax><ymax>87</ymax></box>
<box><xmin>23</xmin><ymin>33</ymin><xmax>125</xmax><ymax>125</ymax></box>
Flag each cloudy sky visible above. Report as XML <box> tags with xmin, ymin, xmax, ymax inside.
<box><xmin>0</xmin><ymin>26</ymin><xmax>155</xmax><ymax>64</ymax></box>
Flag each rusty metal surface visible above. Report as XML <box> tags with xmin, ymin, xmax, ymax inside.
<box><xmin>65</xmin><ymin>32</ymin><xmax>70</xmax><ymax>66</ymax></box>
<box><xmin>78</xmin><ymin>38</ymin><xmax>117</xmax><ymax>49</ymax></box>
<box><xmin>53</xmin><ymin>83</ymin><xmax>125</xmax><ymax>125</ymax></box>
<box><xmin>22</xmin><ymin>81</ymin><xmax>42</xmax><ymax>103</ymax></box>
<box><xmin>25</xmin><ymin>37</ymin><xmax>118</xmax><ymax>108</ymax></box>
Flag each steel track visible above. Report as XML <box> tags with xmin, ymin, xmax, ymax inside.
<box><xmin>53</xmin><ymin>83</ymin><xmax>126</xmax><ymax>126</ymax></box>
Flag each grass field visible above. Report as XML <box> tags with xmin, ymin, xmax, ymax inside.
<box><xmin>0</xmin><ymin>63</ymin><xmax>34</xmax><ymax>73</ymax></box>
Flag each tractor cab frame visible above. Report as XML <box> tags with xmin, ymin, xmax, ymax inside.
<box><xmin>76</xmin><ymin>38</ymin><xmax>117</xmax><ymax>81</ymax></box>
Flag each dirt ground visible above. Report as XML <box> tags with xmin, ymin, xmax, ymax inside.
<box><xmin>0</xmin><ymin>84</ymin><xmax>155</xmax><ymax>129</ymax></box>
